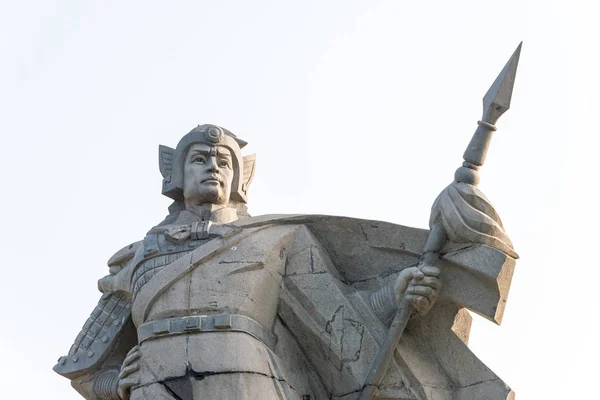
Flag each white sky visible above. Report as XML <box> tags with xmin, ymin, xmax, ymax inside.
<box><xmin>1</xmin><ymin>1</ymin><xmax>598</xmax><ymax>399</ymax></box>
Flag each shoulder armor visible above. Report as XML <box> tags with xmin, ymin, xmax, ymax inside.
<box><xmin>53</xmin><ymin>292</ymin><xmax>132</xmax><ymax>379</ymax></box>
<box><xmin>107</xmin><ymin>241</ymin><xmax>142</xmax><ymax>268</ymax></box>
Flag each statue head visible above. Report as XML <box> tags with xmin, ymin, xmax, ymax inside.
<box><xmin>159</xmin><ymin>125</ymin><xmax>255</xmax><ymax>211</ymax></box>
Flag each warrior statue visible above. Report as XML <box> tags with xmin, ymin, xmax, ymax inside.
<box><xmin>54</xmin><ymin>44</ymin><xmax>522</xmax><ymax>400</ymax></box>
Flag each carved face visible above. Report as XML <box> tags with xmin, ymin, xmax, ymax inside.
<box><xmin>182</xmin><ymin>143</ymin><xmax>234</xmax><ymax>206</ymax></box>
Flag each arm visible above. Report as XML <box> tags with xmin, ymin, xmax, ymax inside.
<box><xmin>54</xmin><ymin>242</ymin><xmax>142</xmax><ymax>399</ymax></box>
<box><xmin>370</xmin><ymin>265</ymin><xmax>442</xmax><ymax>323</ymax></box>
<box><xmin>53</xmin><ymin>292</ymin><xmax>137</xmax><ymax>399</ymax></box>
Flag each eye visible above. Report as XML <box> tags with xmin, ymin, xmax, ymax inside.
<box><xmin>193</xmin><ymin>156</ymin><xmax>206</xmax><ymax>164</ymax></box>
<box><xmin>219</xmin><ymin>160</ymin><xmax>230</xmax><ymax>168</ymax></box>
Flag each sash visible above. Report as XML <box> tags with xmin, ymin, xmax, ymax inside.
<box><xmin>131</xmin><ymin>215</ymin><xmax>321</xmax><ymax>326</ymax></box>
<box><xmin>131</xmin><ymin>224</ymin><xmax>266</xmax><ymax>326</ymax></box>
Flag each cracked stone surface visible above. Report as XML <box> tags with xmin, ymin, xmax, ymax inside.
<box><xmin>54</xmin><ymin>124</ymin><xmax>518</xmax><ymax>400</ymax></box>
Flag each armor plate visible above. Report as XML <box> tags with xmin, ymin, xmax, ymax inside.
<box><xmin>130</xmin><ymin>231</ymin><xmax>208</xmax><ymax>298</ymax></box>
<box><xmin>54</xmin><ymin>292</ymin><xmax>131</xmax><ymax>379</ymax></box>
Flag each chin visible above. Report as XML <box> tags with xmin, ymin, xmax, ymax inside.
<box><xmin>203</xmin><ymin>192</ymin><xmax>223</xmax><ymax>204</ymax></box>
<box><xmin>183</xmin><ymin>189</ymin><xmax>220</xmax><ymax>204</ymax></box>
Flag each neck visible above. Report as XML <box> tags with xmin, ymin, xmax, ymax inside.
<box><xmin>185</xmin><ymin>203</ymin><xmax>239</xmax><ymax>224</ymax></box>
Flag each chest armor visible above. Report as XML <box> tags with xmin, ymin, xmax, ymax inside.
<box><xmin>131</xmin><ymin>231</ymin><xmax>208</xmax><ymax>298</ymax></box>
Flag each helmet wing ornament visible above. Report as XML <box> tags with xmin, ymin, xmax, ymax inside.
<box><xmin>242</xmin><ymin>154</ymin><xmax>256</xmax><ymax>197</ymax></box>
<box><xmin>158</xmin><ymin>145</ymin><xmax>175</xmax><ymax>179</ymax></box>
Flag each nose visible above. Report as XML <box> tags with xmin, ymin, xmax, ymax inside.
<box><xmin>206</xmin><ymin>156</ymin><xmax>220</xmax><ymax>173</ymax></box>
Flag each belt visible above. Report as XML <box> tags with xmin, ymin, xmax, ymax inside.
<box><xmin>137</xmin><ymin>314</ymin><xmax>277</xmax><ymax>349</ymax></box>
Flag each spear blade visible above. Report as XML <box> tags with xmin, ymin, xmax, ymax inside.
<box><xmin>460</xmin><ymin>42</ymin><xmax>522</xmax><ymax>171</ymax></box>
<box><xmin>482</xmin><ymin>42</ymin><xmax>522</xmax><ymax>124</ymax></box>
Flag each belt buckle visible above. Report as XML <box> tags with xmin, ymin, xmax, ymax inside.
<box><xmin>184</xmin><ymin>316</ymin><xmax>201</xmax><ymax>331</ymax></box>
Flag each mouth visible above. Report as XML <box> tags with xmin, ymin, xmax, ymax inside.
<box><xmin>201</xmin><ymin>177</ymin><xmax>222</xmax><ymax>184</ymax></box>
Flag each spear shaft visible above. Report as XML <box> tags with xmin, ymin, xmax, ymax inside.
<box><xmin>357</xmin><ymin>42</ymin><xmax>522</xmax><ymax>400</ymax></box>
<box><xmin>358</xmin><ymin>221</ymin><xmax>446</xmax><ymax>400</ymax></box>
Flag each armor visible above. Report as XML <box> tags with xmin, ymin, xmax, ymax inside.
<box><xmin>130</xmin><ymin>231</ymin><xmax>202</xmax><ymax>298</ymax></box>
<box><xmin>53</xmin><ymin>292</ymin><xmax>132</xmax><ymax>379</ymax></box>
<box><xmin>53</xmin><ymin>208</ymin><xmax>244</xmax><ymax>399</ymax></box>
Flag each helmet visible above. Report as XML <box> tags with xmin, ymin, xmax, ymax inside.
<box><xmin>158</xmin><ymin>124</ymin><xmax>255</xmax><ymax>205</ymax></box>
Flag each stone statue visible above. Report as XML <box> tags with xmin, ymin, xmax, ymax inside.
<box><xmin>54</xmin><ymin>44</ymin><xmax>522</xmax><ymax>400</ymax></box>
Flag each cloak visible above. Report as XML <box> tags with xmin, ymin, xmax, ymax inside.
<box><xmin>55</xmin><ymin>214</ymin><xmax>516</xmax><ymax>400</ymax></box>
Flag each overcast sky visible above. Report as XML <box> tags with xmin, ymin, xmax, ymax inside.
<box><xmin>1</xmin><ymin>1</ymin><xmax>598</xmax><ymax>399</ymax></box>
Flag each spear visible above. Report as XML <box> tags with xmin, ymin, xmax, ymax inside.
<box><xmin>357</xmin><ymin>42</ymin><xmax>522</xmax><ymax>400</ymax></box>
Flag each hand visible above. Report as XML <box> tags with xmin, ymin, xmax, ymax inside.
<box><xmin>118</xmin><ymin>345</ymin><xmax>141</xmax><ymax>400</ymax></box>
<box><xmin>393</xmin><ymin>264</ymin><xmax>442</xmax><ymax>315</ymax></box>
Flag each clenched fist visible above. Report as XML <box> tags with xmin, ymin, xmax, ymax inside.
<box><xmin>394</xmin><ymin>264</ymin><xmax>442</xmax><ymax>315</ymax></box>
<box><xmin>118</xmin><ymin>345</ymin><xmax>141</xmax><ymax>400</ymax></box>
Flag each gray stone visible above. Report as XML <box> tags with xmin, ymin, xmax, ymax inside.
<box><xmin>54</xmin><ymin>42</ymin><xmax>523</xmax><ymax>400</ymax></box>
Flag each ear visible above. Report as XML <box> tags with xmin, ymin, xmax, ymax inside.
<box><xmin>159</xmin><ymin>145</ymin><xmax>175</xmax><ymax>178</ymax></box>
<box><xmin>241</xmin><ymin>154</ymin><xmax>256</xmax><ymax>196</ymax></box>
